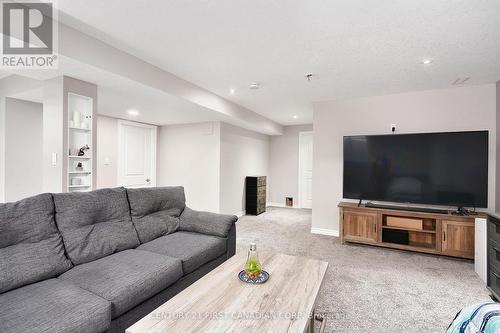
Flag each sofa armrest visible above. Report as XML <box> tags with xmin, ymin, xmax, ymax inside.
<box><xmin>179</xmin><ymin>207</ymin><xmax>238</xmax><ymax>238</ymax></box>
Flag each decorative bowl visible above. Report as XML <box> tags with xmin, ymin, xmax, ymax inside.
<box><xmin>238</xmin><ymin>270</ymin><xmax>270</xmax><ymax>284</ymax></box>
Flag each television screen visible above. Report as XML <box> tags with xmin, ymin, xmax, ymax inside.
<box><xmin>343</xmin><ymin>131</ymin><xmax>488</xmax><ymax>208</ymax></box>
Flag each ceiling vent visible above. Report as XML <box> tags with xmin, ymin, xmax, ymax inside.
<box><xmin>452</xmin><ymin>77</ymin><xmax>470</xmax><ymax>85</ymax></box>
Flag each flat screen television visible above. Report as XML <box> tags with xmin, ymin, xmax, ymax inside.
<box><xmin>343</xmin><ymin>130</ymin><xmax>488</xmax><ymax>208</ymax></box>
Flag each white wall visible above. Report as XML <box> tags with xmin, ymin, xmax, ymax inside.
<box><xmin>313</xmin><ymin>84</ymin><xmax>497</xmax><ymax>233</ymax></box>
<box><xmin>269</xmin><ymin>124</ymin><xmax>312</xmax><ymax>206</ymax></box>
<box><xmin>220</xmin><ymin>122</ymin><xmax>269</xmax><ymax>215</ymax></box>
<box><xmin>42</xmin><ymin>77</ymin><xmax>65</xmax><ymax>193</ymax></box>
<box><xmin>158</xmin><ymin>122</ymin><xmax>221</xmax><ymax>212</ymax></box>
<box><xmin>4</xmin><ymin>98</ymin><xmax>43</xmax><ymax>202</ymax></box>
<box><xmin>96</xmin><ymin>115</ymin><xmax>119</xmax><ymax>188</ymax></box>
<box><xmin>0</xmin><ymin>75</ymin><xmax>48</xmax><ymax>202</ymax></box>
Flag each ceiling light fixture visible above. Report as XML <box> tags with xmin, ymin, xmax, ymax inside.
<box><xmin>293</xmin><ymin>115</ymin><xmax>298</xmax><ymax>119</ymax></box>
<box><xmin>127</xmin><ymin>109</ymin><xmax>140</xmax><ymax>116</ymax></box>
<box><xmin>229</xmin><ymin>88</ymin><xmax>236</xmax><ymax>94</ymax></box>
<box><xmin>249</xmin><ymin>83</ymin><xmax>260</xmax><ymax>90</ymax></box>
<box><xmin>421</xmin><ymin>58</ymin><xmax>433</xmax><ymax>65</ymax></box>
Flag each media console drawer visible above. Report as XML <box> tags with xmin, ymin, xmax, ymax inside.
<box><xmin>489</xmin><ymin>266</ymin><xmax>500</xmax><ymax>298</ymax></box>
<box><xmin>386</xmin><ymin>216</ymin><xmax>423</xmax><ymax>230</ymax></box>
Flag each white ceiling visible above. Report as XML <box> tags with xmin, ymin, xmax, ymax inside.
<box><xmin>6</xmin><ymin>76</ymin><xmax>229</xmax><ymax>126</ymax></box>
<box><xmin>1</xmin><ymin>56</ymin><xmax>233</xmax><ymax>126</ymax></box>
<box><xmin>29</xmin><ymin>1</ymin><xmax>500</xmax><ymax>125</ymax></box>
<box><xmin>0</xmin><ymin>71</ymin><xmax>11</xmax><ymax>80</ymax></box>
<box><xmin>97</xmin><ymin>83</ymin><xmax>231</xmax><ymax>126</ymax></box>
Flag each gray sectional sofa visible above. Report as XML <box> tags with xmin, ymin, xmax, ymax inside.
<box><xmin>0</xmin><ymin>187</ymin><xmax>237</xmax><ymax>333</ymax></box>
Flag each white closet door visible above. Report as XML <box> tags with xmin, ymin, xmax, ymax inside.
<box><xmin>117</xmin><ymin>121</ymin><xmax>157</xmax><ymax>188</ymax></box>
<box><xmin>299</xmin><ymin>131</ymin><xmax>313</xmax><ymax>209</ymax></box>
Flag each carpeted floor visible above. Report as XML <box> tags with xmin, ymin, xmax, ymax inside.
<box><xmin>235</xmin><ymin>207</ymin><xmax>491</xmax><ymax>333</ymax></box>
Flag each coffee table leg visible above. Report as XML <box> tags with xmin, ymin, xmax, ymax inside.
<box><xmin>309</xmin><ymin>310</ymin><xmax>315</xmax><ymax>333</ymax></box>
<box><xmin>308</xmin><ymin>310</ymin><xmax>327</xmax><ymax>333</ymax></box>
<box><xmin>316</xmin><ymin>314</ymin><xmax>326</xmax><ymax>333</ymax></box>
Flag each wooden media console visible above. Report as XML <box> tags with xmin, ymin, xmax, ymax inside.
<box><xmin>338</xmin><ymin>202</ymin><xmax>484</xmax><ymax>259</ymax></box>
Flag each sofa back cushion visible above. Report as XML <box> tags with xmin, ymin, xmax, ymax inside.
<box><xmin>53</xmin><ymin>187</ymin><xmax>140</xmax><ymax>265</ymax></box>
<box><xmin>0</xmin><ymin>193</ymin><xmax>73</xmax><ymax>293</ymax></box>
<box><xmin>126</xmin><ymin>186</ymin><xmax>185</xmax><ymax>243</ymax></box>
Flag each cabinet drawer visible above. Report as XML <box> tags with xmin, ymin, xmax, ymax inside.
<box><xmin>489</xmin><ymin>267</ymin><xmax>500</xmax><ymax>297</ymax></box>
<box><xmin>257</xmin><ymin>186</ymin><xmax>266</xmax><ymax>196</ymax></box>
<box><xmin>489</xmin><ymin>219</ymin><xmax>500</xmax><ymax>245</ymax></box>
<box><xmin>489</xmin><ymin>240</ymin><xmax>500</xmax><ymax>273</ymax></box>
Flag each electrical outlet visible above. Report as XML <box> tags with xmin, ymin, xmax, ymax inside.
<box><xmin>51</xmin><ymin>153</ymin><xmax>57</xmax><ymax>166</ymax></box>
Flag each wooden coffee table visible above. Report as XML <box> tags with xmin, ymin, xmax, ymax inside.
<box><xmin>127</xmin><ymin>253</ymin><xmax>328</xmax><ymax>333</ymax></box>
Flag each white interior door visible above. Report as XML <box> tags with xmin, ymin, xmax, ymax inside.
<box><xmin>117</xmin><ymin>121</ymin><xmax>157</xmax><ymax>188</ymax></box>
<box><xmin>299</xmin><ymin>131</ymin><xmax>313</xmax><ymax>209</ymax></box>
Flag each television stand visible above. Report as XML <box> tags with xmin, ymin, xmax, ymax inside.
<box><xmin>338</xmin><ymin>201</ymin><xmax>483</xmax><ymax>259</ymax></box>
<box><xmin>365</xmin><ymin>202</ymin><xmax>449</xmax><ymax>214</ymax></box>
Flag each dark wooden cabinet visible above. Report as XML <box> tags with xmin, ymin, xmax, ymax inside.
<box><xmin>488</xmin><ymin>214</ymin><xmax>500</xmax><ymax>299</ymax></box>
<box><xmin>246</xmin><ymin>176</ymin><xmax>266</xmax><ymax>215</ymax></box>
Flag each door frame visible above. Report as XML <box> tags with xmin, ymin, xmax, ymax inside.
<box><xmin>117</xmin><ymin>120</ymin><xmax>158</xmax><ymax>187</ymax></box>
<box><xmin>298</xmin><ymin>131</ymin><xmax>313</xmax><ymax>209</ymax></box>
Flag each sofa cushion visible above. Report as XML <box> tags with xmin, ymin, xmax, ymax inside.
<box><xmin>0</xmin><ymin>193</ymin><xmax>72</xmax><ymax>293</ymax></box>
<box><xmin>179</xmin><ymin>207</ymin><xmax>238</xmax><ymax>237</ymax></box>
<box><xmin>58</xmin><ymin>249</ymin><xmax>183</xmax><ymax>318</ymax></box>
<box><xmin>126</xmin><ymin>186</ymin><xmax>186</xmax><ymax>243</ymax></box>
<box><xmin>53</xmin><ymin>187</ymin><xmax>140</xmax><ymax>265</ymax></box>
<box><xmin>137</xmin><ymin>231</ymin><xmax>227</xmax><ymax>274</ymax></box>
<box><xmin>0</xmin><ymin>278</ymin><xmax>111</xmax><ymax>333</ymax></box>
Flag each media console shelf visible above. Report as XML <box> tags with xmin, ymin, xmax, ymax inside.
<box><xmin>339</xmin><ymin>202</ymin><xmax>483</xmax><ymax>259</ymax></box>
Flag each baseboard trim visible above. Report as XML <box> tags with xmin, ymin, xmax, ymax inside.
<box><xmin>234</xmin><ymin>210</ymin><xmax>246</xmax><ymax>217</ymax></box>
<box><xmin>267</xmin><ymin>202</ymin><xmax>302</xmax><ymax>209</ymax></box>
<box><xmin>311</xmin><ymin>227</ymin><xmax>339</xmax><ymax>237</ymax></box>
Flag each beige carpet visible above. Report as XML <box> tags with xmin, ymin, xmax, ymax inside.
<box><xmin>235</xmin><ymin>207</ymin><xmax>490</xmax><ymax>333</ymax></box>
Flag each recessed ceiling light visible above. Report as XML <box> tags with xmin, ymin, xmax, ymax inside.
<box><xmin>421</xmin><ymin>58</ymin><xmax>433</xmax><ymax>65</ymax></box>
<box><xmin>249</xmin><ymin>82</ymin><xmax>260</xmax><ymax>90</ymax></box>
<box><xmin>229</xmin><ymin>88</ymin><xmax>236</xmax><ymax>94</ymax></box>
<box><xmin>127</xmin><ymin>109</ymin><xmax>139</xmax><ymax>116</ymax></box>
<box><xmin>293</xmin><ymin>115</ymin><xmax>298</xmax><ymax>119</ymax></box>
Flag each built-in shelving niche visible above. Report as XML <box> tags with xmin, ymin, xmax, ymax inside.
<box><xmin>67</xmin><ymin>93</ymin><xmax>93</xmax><ymax>192</ymax></box>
